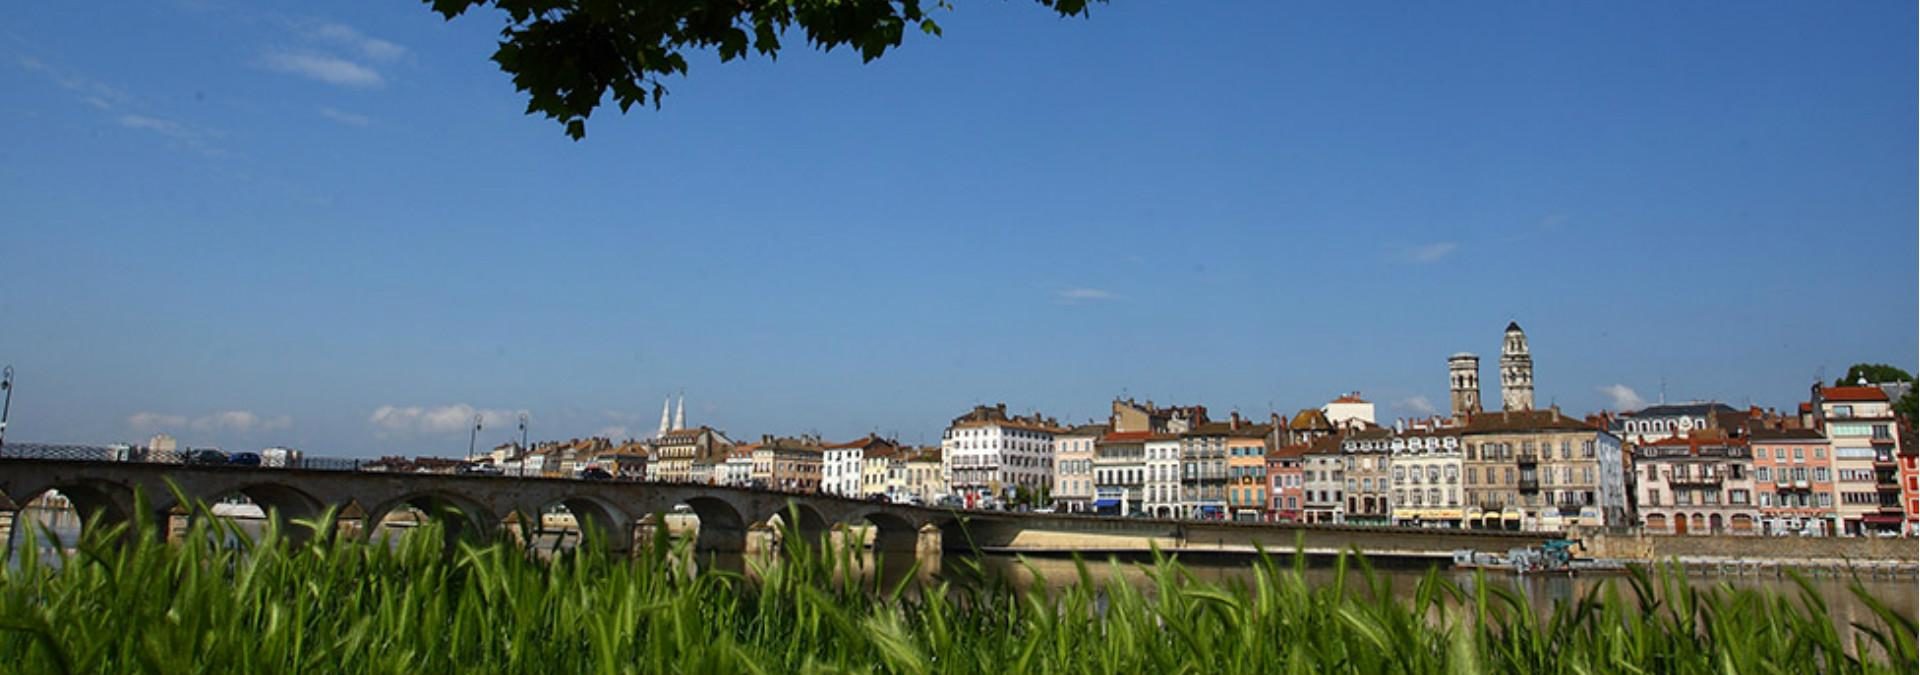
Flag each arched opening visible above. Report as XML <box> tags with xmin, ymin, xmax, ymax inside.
<box><xmin>854</xmin><ymin>510</ymin><xmax>919</xmax><ymax>553</ymax></box>
<box><xmin>1708</xmin><ymin>513</ymin><xmax>1724</xmax><ymax>534</ymax></box>
<box><xmin>766</xmin><ymin>500</ymin><xmax>830</xmax><ymax>551</ymax></box>
<box><xmin>643</xmin><ymin>496</ymin><xmax>748</xmax><ymax>553</ymax></box>
<box><xmin>366</xmin><ymin>492</ymin><xmax>494</xmax><ymax>546</ymax></box>
<box><xmin>184</xmin><ymin>483</ymin><xmax>327</xmax><ymax>546</ymax></box>
<box><xmin>6</xmin><ymin>483</ymin><xmax>133</xmax><ymax>559</ymax></box>
<box><xmin>1730</xmin><ymin>514</ymin><xmax>1755</xmax><ymax>535</ymax></box>
<box><xmin>1689</xmin><ymin>513</ymin><xmax>1705</xmax><ymax>535</ymax></box>
<box><xmin>529</xmin><ymin>496</ymin><xmax>631</xmax><ymax>555</ymax></box>
<box><xmin>1645</xmin><ymin>513</ymin><xmax>1668</xmax><ymax>534</ymax></box>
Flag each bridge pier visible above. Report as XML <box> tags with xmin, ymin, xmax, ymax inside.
<box><xmin>166</xmin><ymin>504</ymin><xmax>191</xmax><ymax>544</ymax></box>
<box><xmin>0</xmin><ymin>508</ymin><xmax>15</xmax><ymax>560</ymax></box>
<box><xmin>743</xmin><ymin>520</ymin><xmax>779</xmax><ymax>559</ymax></box>
<box><xmin>334</xmin><ymin>501</ymin><xmax>366</xmax><ymax>542</ymax></box>
<box><xmin>915</xmin><ymin>523</ymin><xmax>942</xmax><ymax>576</ymax></box>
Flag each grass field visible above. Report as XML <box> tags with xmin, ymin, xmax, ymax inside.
<box><xmin>1</xmin><ymin>499</ymin><xmax>1914</xmax><ymax>674</ymax></box>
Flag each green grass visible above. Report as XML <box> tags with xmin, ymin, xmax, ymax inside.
<box><xmin>2</xmin><ymin>494</ymin><xmax>1914</xmax><ymax>674</ymax></box>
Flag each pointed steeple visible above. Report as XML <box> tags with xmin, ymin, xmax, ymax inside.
<box><xmin>658</xmin><ymin>397</ymin><xmax>672</xmax><ymax>437</ymax></box>
<box><xmin>674</xmin><ymin>393</ymin><xmax>685</xmax><ymax>431</ymax></box>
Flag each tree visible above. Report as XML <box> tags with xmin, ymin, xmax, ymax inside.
<box><xmin>422</xmin><ymin>0</ymin><xmax>1103</xmax><ymax>139</ymax></box>
<box><xmin>1836</xmin><ymin>363</ymin><xmax>1915</xmax><ymax>387</ymax></box>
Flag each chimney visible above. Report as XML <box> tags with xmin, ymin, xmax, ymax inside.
<box><xmin>1230</xmin><ymin>411</ymin><xmax>1242</xmax><ymax>429</ymax></box>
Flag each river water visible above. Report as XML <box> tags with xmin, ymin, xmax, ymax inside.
<box><xmin>10</xmin><ymin>508</ymin><xmax>1914</xmax><ymax>632</ymax></box>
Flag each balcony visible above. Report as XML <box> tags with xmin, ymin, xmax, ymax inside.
<box><xmin>1775</xmin><ymin>479</ymin><xmax>1812</xmax><ymax>491</ymax></box>
<box><xmin>1517</xmin><ymin>478</ymin><xmax>1540</xmax><ymax>492</ymax></box>
<box><xmin>1515</xmin><ymin>453</ymin><xmax>1539</xmax><ymax>465</ymax></box>
<box><xmin>1668</xmin><ymin>474</ymin><xmax>1723</xmax><ymax>488</ymax></box>
<box><xmin>1556</xmin><ymin>505</ymin><xmax>1583</xmax><ymax>517</ymax></box>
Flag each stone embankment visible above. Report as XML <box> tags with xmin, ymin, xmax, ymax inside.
<box><xmin>1576</xmin><ymin>530</ymin><xmax>1917</xmax><ymax>579</ymax></box>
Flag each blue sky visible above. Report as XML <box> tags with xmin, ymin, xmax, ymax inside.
<box><xmin>2</xmin><ymin>1</ymin><xmax>1913</xmax><ymax>456</ymax></box>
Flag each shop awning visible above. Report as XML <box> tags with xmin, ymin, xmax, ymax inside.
<box><xmin>1093</xmin><ymin>499</ymin><xmax>1121</xmax><ymax>508</ymax></box>
<box><xmin>1862</xmin><ymin>514</ymin><xmax>1905</xmax><ymax>524</ymax></box>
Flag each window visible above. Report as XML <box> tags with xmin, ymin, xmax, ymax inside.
<box><xmin>1756</xmin><ymin>467</ymin><xmax>1771</xmax><ymax>482</ymax></box>
<box><xmin>1646</xmin><ymin>489</ymin><xmax>1661</xmax><ymax>506</ymax></box>
<box><xmin>1759</xmin><ymin>493</ymin><xmax>1772</xmax><ymax>507</ymax></box>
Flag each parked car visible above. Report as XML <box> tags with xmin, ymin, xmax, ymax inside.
<box><xmin>578</xmin><ymin>467</ymin><xmax>613</xmax><ymax>481</ymax></box>
<box><xmin>227</xmin><ymin>452</ymin><xmax>262</xmax><ymax>467</ymax></box>
<box><xmin>185</xmin><ymin>449</ymin><xmax>228</xmax><ymax>465</ymax></box>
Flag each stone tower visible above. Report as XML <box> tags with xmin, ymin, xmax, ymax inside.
<box><xmin>1499</xmin><ymin>321</ymin><xmax>1534</xmax><ymax>411</ymax></box>
<box><xmin>1448</xmin><ymin>352</ymin><xmax>1481</xmax><ymax>417</ymax></box>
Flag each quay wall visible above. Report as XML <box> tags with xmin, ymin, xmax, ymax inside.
<box><xmin>1580</xmin><ymin>531</ymin><xmax>1916</xmax><ymax>564</ymax></box>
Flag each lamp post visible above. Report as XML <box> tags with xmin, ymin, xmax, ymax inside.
<box><xmin>0</xmin><ymin>365</ymin><xmax>12</xmax><ymax>451</ymax></box>
<box><xmin>468</xmin><ymin>413</ymin><xmax>483</xmax><ymax>460</ymax></box>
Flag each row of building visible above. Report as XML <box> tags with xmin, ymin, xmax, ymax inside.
<box><xmin>467</xmin><ymin>323</ymin><xmax>1916</xmax><ymax>537</ymax></box>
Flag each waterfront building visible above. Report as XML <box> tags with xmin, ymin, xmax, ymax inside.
<box><xmin>1809</xmin><ymin>384</ymin><xmax>1906</xmax><ymax>535</ymax></box>
<box><xmin>1146</xmin><ymin>435</ymin><xmax>1183</xmax><ymax>518</ymax></box>
<box><xmin>1747</xmin><ymin>427</ymin><xmax>1835</xmax><ymax>536</ymax></box>
<box><xmin>755</xmin><ymin>435</ymin><xmax>824</xmax><ymax>493</ymax></box>
<box><xmin>1051</xmin><ymin>424</ymin><xmax>1104</xmax><ymax>513</ymax></box>
<box><xmin>720</xmin><ymin>444</ymin><xmax>753</xmax><ymax>487</ymax></box>
<box><xmin>648</xmin><ymin>426</ymin><xmax>734</xmax><ymax>484</ymax></box>
<box><xmin>1301</xmin><ymin>435</ymin><xmax>1345</xmax><ymax>523</ymax></box>
<box><xmin>1093</xmin><ymin>431</ymin><xmax>1150</xmax><ymax>516</ymax></box>
<box><xmin>1179</xmin><ymin>422</ymin><xmax>1232</xmax><ymax>519</ymax></box>
<box><xmin>1608</xmin><ymin>402</ymin><xmax>1743</xmax><ymax>446</ymax></box>
<box><xmin>1266</xmin><ymin>444</ymin><xmax>1306</xmax><ymax>522</ymax></box>
<box><xmin>1110</xmin><ymin>398</ymin><xmax>1207</xmax><ymax>434</ymax></box>
<box><xmin>1226</xmin><ymin>424</ymin><xmax>1270</xmax><ymax>521</ymax></box>
<box><xmin>822</xmin><ymin>438</ymin><xmax>865</xmax><ymax>497</ymax></box>
<box><xmin>1388</xmin><ymin>427</ymin><xmax>1465</xmax><ymax>527</ymax></box>
<box><xmin>900</xmin><ymin>447</ymin><xmax>945</xmax><ymax>504</ymax></box>
<box><xmin>1323</xmin><ymin>393</ymin><xmax>1376</xmax><ymax>430</ymax></box>
<box><xmin>940</xmin><ymin>403</ymin><xmax>1062</xmax><ymax>503</ymax></box>
<box><xmin>823</xmin><ymin>434</ymin><xmax>897</xmax><ymax>497</ymax></box>
<box><xmin>1498</xmin><ymin>322</ymin><xmax>1534</xmax><ymax>412</ymax></box>
<box><xmin>1633</xmin><ymin>432</ymin><xmax>1758</xmax><ymax>535</ymax></box>
<box><xmin>1460</xmin><ymin>409</ymin><xmax>1628</xmax><ymax>530</ymax></box>
<box><xmin>1287</xmin><ymin>408</ymin><xmax>1337</xmax><ymax>445</ymax></box>
<box><xmin>861</xmin><ymin>440</ymin><xmax>899</xmax><ymax>498</ymax></box>
<box><xmin>1340</xmin><ymin>428</ymin><xmax>1393</xmax><ymax>525</ymax></box>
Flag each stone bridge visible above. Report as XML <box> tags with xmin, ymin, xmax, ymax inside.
<box><xmin>0</xmin><ymin>458</ymin><xmax>1559</xmax><ymax>559</ymax></box>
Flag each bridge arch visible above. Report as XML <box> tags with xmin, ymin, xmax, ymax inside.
<box><xmin>161</xmin><ymin>481</ymin><xmax>331</xmax><ymax>545</ymax></box>
<box><xmin>532</xmin><ymin>494</ymin><xmax>633</xmax><ymax>553</ymax></box>
<box><xmin>365</xmin><ymin>491</ymin><xmax>497</xmax><ymax>545</ymax></box>
<box><xmin>846</xmin><ymin>508</ymin><xmax>920</xmax><ymax>552</ymax></box>
<box><xmin>5</xmin><ymin>481</ymin><xmax>137</xmax><ymax>549</ymax></box>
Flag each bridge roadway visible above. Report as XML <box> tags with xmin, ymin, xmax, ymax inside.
<box><xmin>0</xmin><ymin>458</ymin><xmax>1559</xmax><ymax>558</ymax></box>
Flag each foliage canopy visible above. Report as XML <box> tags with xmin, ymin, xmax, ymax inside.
<box><xmin>422</xmin><ymin>0</ymin><xmax>1103</xmax><ymax>139</ymax></box>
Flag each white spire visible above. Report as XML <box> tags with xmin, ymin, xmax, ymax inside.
<box><xmin>674</xmin><ymin>393</ymin><xmax>685</xmax><ymax>430</ymax></box>
<box><xmin>658</xmin><ymin>396</ymin><xmax>671</xmax><ymax>437</ymax></box>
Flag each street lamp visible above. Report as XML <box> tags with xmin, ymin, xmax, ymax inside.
<box><xmin>468</xmin><ymin>413</ymin><xmax>484</xmax><ymax>460</ymax></box>
<box><xmin>0</xmin><ymin>365</ymin><xmax>12</xmax><ymax>451</ymax></box>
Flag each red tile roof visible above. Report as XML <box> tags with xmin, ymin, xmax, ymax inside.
<box><xmin>1100</xmin><ymin>431</ymin><xmax>1155</xmax><ymax>443</ymax></box>
<box><xmin>1822</xmin><ymin>386</ymin><xmax>1889</xmax><ymax>402</ymax></box>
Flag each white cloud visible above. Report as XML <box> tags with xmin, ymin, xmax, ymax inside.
<box><xmin>191</xmin><ymin>410</ymin><xmax>293</xmax><ymax>433</ymax></box>
<box><xmin>261</xmin><ymin>51</ymin><xmax>383</xmax><ymax>87</ymax></box>
<box><xmin>1597</xmin><ymin>384</ymin><xmax>1646</xmax><ymax>411</ymax></box>
<box><xmin>1397</xmin><ymin>396</ymin><xmax>1437</xmax><ymax>416</ymax></box>
<box><xmin>1399</xmin><ymin>242</ymin><xmax>1458</xmax><ymax>263</ymax></box>
<box><xmin>128</xmin><ymin>412</ymin><xmax>188</xmax><ymax>431</ymax></box>
<box><xmin>318</xmin><ymin>107</ymin><xmax>370</xmax><ymax>126</ymax></box>
<box><xmin>128</xmin><ymin>410</ymin><xmax>290</xmax><ymax>434</ymax></box>
<box><xmin>310</xmin><ymin>21</ymin><xmax>407</xmax><ymax>62</ymax></box>
<box><xmin>1056</xmin><ymin>287</ymin><xmax>1119</xmax><ymax>303</ymax></box>
<box><xmin>370</xmin><ymin>404</ymin><xmax>528</xmax><ymax>435</ymax></box>
<box><xmin>17</xmin><ymin>56</ymin><xmax>133</xmax><ymax>109</ymax></box>
<box><xmin>119</xmin><ymin>114</ymin><xmax>187</xmax><ymax>136</ymax></box>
